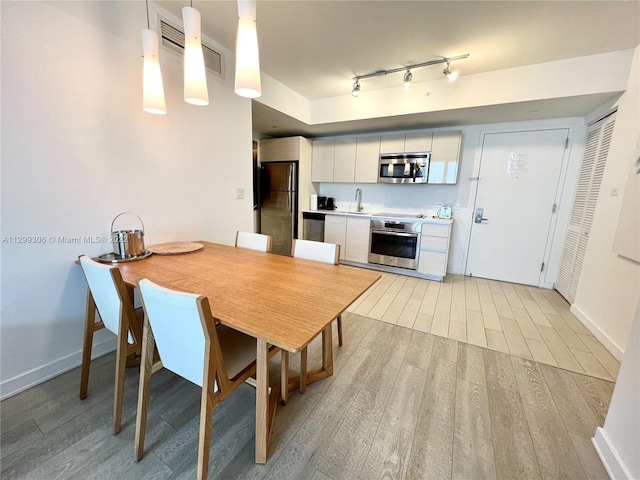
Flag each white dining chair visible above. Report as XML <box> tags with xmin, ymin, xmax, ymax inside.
<box><xmin>78</xmin><ymin>255</ymin><xmax>143</xmax><ymax>435</ymax></box>
<box><xmin>235</xmin><ymin>231</ymin><xmax>272</xmax><ymax>253</ymax></box>
<box><xmin>288</xmin><ymin>239</ymin><xmax>342</xmax><ymax>397</ymax></box>
<box><xmin>134</xmin><ymin>279</ymin><xmax>260</xmax><ymax>480</ymax></box>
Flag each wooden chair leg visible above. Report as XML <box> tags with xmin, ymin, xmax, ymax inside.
<box><xmin>280</xmin><ymin>350</ymin><xmax>289</xmax><ymax>405</ymax></box>
<box><xmin>299</xmin><ymin>347</ymin><xmax>308</xmax><ymax>394</ymax></box>
<box><xmin>196</xmin><ymin>382</ymin><xmax>215</xmax><ymax>480</ymax></box>
<box><xmin>79</xmin><ymin>289</ymin><xmax>96</xmax><ymax>400</ymax></box>
<box><xmin>112</xmin><ymin>323</ymin><xmax>129</xmax><ymax>435</ymax></box>
<box><xmin>337</xmin><ymin>315</ymin><xmax>343</xmax><ymax>347</ymax></box>
<box><xmin>135</xmin><ymin>316</ymin><xmax>155</xmax><ymax>461</ymax></box>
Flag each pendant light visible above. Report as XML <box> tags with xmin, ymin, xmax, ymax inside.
<box><xmin>234</xmin><ymin>0</ymin><xmax>261</xmax><ymax>98</ymax></box>
<box><xmin>141</xmin><ymin>0</ymin><xmax>166</xmax><ymax>114</ymax></box>
<box><xmin>182</xmin><ymin>2</ymin><xmax>209</xmax><ymax>105</ymax></box>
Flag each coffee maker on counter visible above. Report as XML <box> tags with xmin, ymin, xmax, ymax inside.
<box><xmin>317</xmin><ymin>196</ymin><xmax>336</xmax><ymax>210</ymax></box>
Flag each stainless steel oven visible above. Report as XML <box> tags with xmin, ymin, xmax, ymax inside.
<box><xmin>369</xmin><ymin>219</ymin><xmax>421</xmax><ymax>270</ymax></box>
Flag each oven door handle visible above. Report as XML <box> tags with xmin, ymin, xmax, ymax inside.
<box><xmin>371</xmin><ymin>229</ymin><xmax>419</xmax><ymax>238</ymax></box>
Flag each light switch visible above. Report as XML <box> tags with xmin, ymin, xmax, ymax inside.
<box><xmin>236</xmin><ymin>188</ymin><xmax>245</xmax><ymax>199</ymax></box>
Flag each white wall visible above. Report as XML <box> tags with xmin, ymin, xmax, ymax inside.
<box><xmin>572</xmin><ymin>45</ymin><xmax>640</xmax><ymax>359</ymax></box>
<box><xmin>0</xmin><ymin>2</ymin><xmax>254</xmax><ymax>398</ymax></box>
<box><xmin>317</xmin><ymin>117</ymin><xmax>586</xmax><ymax>278</ymax></box>
<box><xmin>592</xmin><ymin>299</ymin><xmax>640</xmax><ymax>479</ymax></box>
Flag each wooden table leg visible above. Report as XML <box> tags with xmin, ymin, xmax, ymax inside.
<box><xmin>322</xmin><ymin>324</ymin><xmax>334</xmax><ymax>376</ymax></box>
<box><xmin>255</xmin><ymin>339</ymin><xmax>269</xmax><ymax>464</ymax></box>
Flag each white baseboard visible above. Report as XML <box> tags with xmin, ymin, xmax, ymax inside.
<box><xmin>570</xmin><ymin>304</ymin><xmax>624</xmax><ymax>361</ymax></box>
<box><xmin>592</xmin><ymin>427</ymin><xmax>632</xmax><ymax>480</ymax></box>
<box><xmin>0</xmin><ymin>338</ymin><xmax>116</xmax><ymax>401</ymax></box>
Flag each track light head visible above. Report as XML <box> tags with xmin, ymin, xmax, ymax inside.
<box><xmin>402</xmin><ymin>70</ymin><xmax>412</xmax><ymax>90</ymax></box>
<box><xmin>352</xmin><ymin>79</ymin><xmax>361</xmax><ymax>97</ymax></box>
<box><xmin>443</xmin><ymin>62</ymin><xmax>458</xmax><ymax>81</ymax></box>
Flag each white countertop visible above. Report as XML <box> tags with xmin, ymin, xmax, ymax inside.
<box><xmin>303</xmin><ymin>209</ymin><xmax>453</xmax><ymax>224</ymax></box>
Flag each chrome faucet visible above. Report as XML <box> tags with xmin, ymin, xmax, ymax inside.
<box><xmin>355</xmin><ymin>188</ymin><xmax>363</xmax><ymax>212</ymax></box>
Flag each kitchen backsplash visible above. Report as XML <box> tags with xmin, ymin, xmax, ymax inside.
<box><xmin>317</xmin><ymin>182</ymin><xmax>461</xmax><ymax>216</ymax></box>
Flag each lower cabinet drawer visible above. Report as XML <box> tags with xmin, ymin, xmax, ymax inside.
<box><xmin>421</xmin><ymin>235</ymin><xmax>449</xmax><ymax>251</ymax></box>
<box><xmin>417</xmin><ymin>250</ymin><xmax>447</xmax><ymax>277</ymax></box>
<box><xmin>421</xmin><ymin>223</ymin><xmax>450</xmax><ymax>237</ymax></box>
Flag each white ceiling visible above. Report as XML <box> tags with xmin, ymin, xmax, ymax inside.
<box><xmin>156</xmin><ymin>1</ymin><xmax>640</xmax><ymax>136</ymax></box>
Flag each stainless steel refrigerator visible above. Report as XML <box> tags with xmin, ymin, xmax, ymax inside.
<box><xmin>259</xmin><ymin>161</ymin><xmax>298</xmax><ymax>256</ymax></box>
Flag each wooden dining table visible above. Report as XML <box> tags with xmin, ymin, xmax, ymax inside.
<box><xmin>90</xmin><ymin>241</ymin><xmax>380</xmax><ymax>463</ymax></box>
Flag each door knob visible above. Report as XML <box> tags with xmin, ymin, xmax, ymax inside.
<box><xmin>474</xmin><ymin>208</ymin><xmax>489</xmax><ymax>223</ymax></box>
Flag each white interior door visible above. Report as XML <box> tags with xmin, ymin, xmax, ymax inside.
<box><xmin>465</xmin><ymin>129</ymin><xmax>569</xmax><ymax>286</ymax></box>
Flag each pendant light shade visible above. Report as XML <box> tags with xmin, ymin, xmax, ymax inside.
<box><xmin>234</xmin><ymin>0</ymin><xmax>261</xmax><ymax>98</ymax></box>
<box><xmin>182</xmin><ymin>6</ymin><xmax>209</xmax><ymax>105</ymax></box>
<box><xmin>141</xmin><ymin>29</ymin><xmax>166</xmax><ymax>114</ymax></box>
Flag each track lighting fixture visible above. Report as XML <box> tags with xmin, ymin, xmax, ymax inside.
<box><xmin>443</xmin><ymin>61</ymin><xmax>458</xmax><ymax>81</ymax></box>
<box><xmin>351</xmin><ymin>53</ymin><xmax>469</xmax><ymax>96</ymax></box>
<box><xmin>403</xmin><ymin>70</ymin><xmax>412</xmax><ymax>90</ymax></box>
<box><xmin>351</xmin><ymin>79</ymin><xmax>361</xmax><ymax>97</ymax></box>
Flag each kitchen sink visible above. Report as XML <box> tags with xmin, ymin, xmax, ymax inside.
<box><xmin>336</xmin><ymin>210</ymin><xmax>370</xmax><ymax>215</ymax></box>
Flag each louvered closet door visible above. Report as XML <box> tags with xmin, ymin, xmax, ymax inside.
<box><xmin>556</xmin><ymin>114</ymin><xmax>615</xmax><ymax>303</ymax></box>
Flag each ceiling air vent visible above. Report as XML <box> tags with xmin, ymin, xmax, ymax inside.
<box><xmin>159</xmin><ymin>18</ymin><xmax>224</xmax><ymax>78</ymax></box>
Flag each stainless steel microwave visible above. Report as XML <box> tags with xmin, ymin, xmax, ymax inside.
<box><xmin>378</xmin><ymin>153</ymin><xmax>430</xmax><ymax>184</ymax></box>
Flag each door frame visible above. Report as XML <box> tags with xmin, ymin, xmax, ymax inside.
<box><xmin>461</xmin><ymin>120</ymin><xmax>587</xmax><ymax>288</ymax></box>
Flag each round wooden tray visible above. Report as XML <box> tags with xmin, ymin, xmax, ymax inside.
<box><xmin>147</xmin><ymin>242</ymin><xmax>204</xmax><ymax>255</ymax></box>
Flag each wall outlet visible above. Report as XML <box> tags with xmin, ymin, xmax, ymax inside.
<box><xmin>611</xmin><ymin>187</ymin><xmax>619</xmax><ymax>196</ymax></box>
<box><xmin>435</xmin><ymin>202</ymin><xmax>444</xmax><ymax>208</ymax></box>
<box><xmin>236</xmin><ymin>187</ymin><xmax>245</xmax><ymax>199</ymax></box>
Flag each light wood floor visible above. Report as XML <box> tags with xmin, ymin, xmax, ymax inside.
<box><xmin>1</xmin><ymin>312</ymin><xmax>612</xmax><ymax>479</ymax></box>
<box><xmin>348</xmin><ymin>273</ymin><xmax>620</xmax><ymax>382</ymax></box>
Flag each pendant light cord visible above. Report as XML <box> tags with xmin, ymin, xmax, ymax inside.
<box><xmin>145</xmin><ymin>0</ymin><xmax>150</xmax><ymax>29</ymax></box>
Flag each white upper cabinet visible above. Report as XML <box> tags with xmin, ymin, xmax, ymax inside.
<box><xmin>379</xmin><ymin>135</ymin><xmax>406</xmax><ymax>154</ymax></box>
<box><xmin>313</xmin><ymin>136</ymin><xmax>380</xmax><ymax>183</ymax></box>
<box><xmin>380</xmin><ymin>132</ymin><xmax>433</xmax><ymax>154</ymax></box>
<box><xmin>311</xmin><ymin>139</ymin><xmax>335</xmax><ymax>182</ymax></box>
<box><xmin>428</xmin><ymin>130</ymin><xmax>462</xmax><ymax>185</ymax></box>
<box><xmin>312</xmin><ymin>130</ymin><xmax>461</xmax><ymax>184</ymax></box>
<box><xmin>405</xmin><ymin>132</ymin><xmax>433</xmax><ymax>153</ymax></box>
<box><xmin>260</xmin><ymin>137</ymin><xmax>300</xmax><ymax>162</ymax></box>
<box><xmin>355</xmin><ymin>137</ymin><xmax>380</xmax><ymax>183</ymax></box>
<box><xmin>333</xmin><ymin>138</ymin><xmax>357</xmax><ymax>182</ymax></box>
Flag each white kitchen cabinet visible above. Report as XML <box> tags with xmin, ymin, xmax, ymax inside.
<box><xmin>333</xmin><ymin>138</ymin><xmax>357</xmax><ymax>182</ymax></box>
<box><xmin>311</xmin><ymin>139</ymin><xmax>335</xmax><ymax>182</ymax></box>
<box><xmin>345</xmin><ymin>217</ymin><xmax>370</xmax><ymax>263</ymax></box>
<box><xmin>379</xmin><ymin>135</ymin><xmax>406</xmax><ymax>154</ymax></box>
<box><xmin>380</xmin><ymin>132</ymin><xmax>432</xmax><ymax>154</ymax></box>
<box><xmin>417</xmin><ymin>220</ymin><xmax>452</xmax><ymax>280</ymax></box>
<box><xmin>404</xmin><ymin>132</ymin><xmax>433</xmax><ymax>153</ymax></box>
<box><xmin>260</xmin><ymin>137</ymin><xmax>300</xmax><ymax>161</ymax></box>
<box><xmin>428</xmin><ymin>130</ymin><xmax>462</xmax><ymax>184</ymax></box>
<box><xmin>324</xmin><ymin>215</ymin><xmax>346</xmax><ymax>260</ymax></box>
<box><xmin>355</xmin><ymin>136</ymin><xmax>380</xmax><ymax>183</ymax></box>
